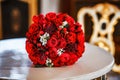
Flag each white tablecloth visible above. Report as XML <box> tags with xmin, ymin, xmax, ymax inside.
<box><xmin>0</xmin><ymin>38</ymin><xmax>114</xmax><ymax>80</ymax></box>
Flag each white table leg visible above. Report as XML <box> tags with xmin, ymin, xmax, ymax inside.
<box><xmin>93</xmin><ymin>74</ymin><xmax>107</xmax><ymax>80</ymax></box>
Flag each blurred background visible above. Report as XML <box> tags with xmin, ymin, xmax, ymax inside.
<box><xmin>0</xmin><ymin>0</ymin><xmax>120</xmax><ymax>79</ymax></box>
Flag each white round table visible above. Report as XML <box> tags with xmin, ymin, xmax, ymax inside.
<box><xmin>0</xmin><ymin>38</ymin><xmax>114</xmax><ymax>80</ymax></box>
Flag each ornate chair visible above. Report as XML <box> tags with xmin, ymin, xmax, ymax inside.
<box><xmin>77</xmin><ymin>3</ymin><xmax>120</xmax><ymax>73</ymax></box>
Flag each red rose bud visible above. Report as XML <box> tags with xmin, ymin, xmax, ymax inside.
<box><xmin>63</xmin><ymin>28</ymin><xmax>67</xmax><ymax>33</ymax></box>
<box><xmin>37</xmin><ymin>43</ymin><xmax>42</xmax><ymax>47</ymax></box>
<box><xmin>45</xmin><ymin>51</ymin><xmax>49</xmax><ymax>55</ymax></box>
<box><xmin>47</xmin><ymin>37</ymin><xmax>58</xmax><ymax>47</ymax></box>
<box><xmin>46</xmin><ymin>12</ymin><xmax>56</xmax><ymax>21</ymax></box>
<box><xmin>39</xmin><ymin>31</ymin><xmax>44</xmax><ymax>35</ymax></box>
<box><xmin>58</xmin><ymin>27</ymin><xmax>62</xmax><ymax>31</ymax></box>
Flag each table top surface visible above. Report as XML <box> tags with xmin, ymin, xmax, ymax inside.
<box><xmin>0</xmin><ymin>38</ymin><xmax>114</xmax><ymax>80</ymax></box>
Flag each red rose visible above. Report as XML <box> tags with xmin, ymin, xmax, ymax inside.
<box><xmin>57</xmin><ymin>13</ymin><xmax>66</xmax><ymax>21</ymax></box>
<box><xmin>74</xmin><ymin>22</ymin><xmax>82</xmax><ymax>32</ymax></box>
<box><xmin>26</xmin><ymin>40</ymin><xmax>38</xmax><ymax>55</ymax></box>
<box><xmin>26</xmin><ymin>23</ymin><xmax>40</xmax><ymax>42</ymax></box>
<box><xmin>38</xmin><ymin>15</ymin><xmax>47</xmax><ymax>28</ymax></box>
<box><xmin>57</xmin><ymin>38</ymin><xmax>66</xmax><ymax>48</ymax></box>
<box><xmin>53</xmin><ymin>58</ymin><xmax>63</xmax><ymax>67</ymax></box>
<box><xmin>28</xmin><ymin>23</ymin><xmax>40</xmax><ymax>34</ymax></box>
<box><xmin>46</xmin><ymin>12</ymin><xmax>56</xmax><ymax>21</ymax></box>
<box><xmin>77</xmin><ymin>32</ymin><xmax>84</xmax><ymax>45</ymax></box>
<box><xmin>32</xmin><ymin>15</ymin><xmax>39</xmax><ymax>23</ymax></box>
<box><xmin>45</xmin><ymin>22</ymin><xmax>57</xmax><ymax>35</ymax></box>
<box><xmin>60</xmin><ymin>53</ymin><xmax>70</xmax><ymax>63</ymax></box>
<box><xmin>65</xmin><ymin>15</ymin><xmax>74</xmax><ymax>26</ymax></box>
<box><xmin>53</xmin><ymin>58</ymin><xmax>66</xmax><ymax>67</ymax></box>
<box><xmin>53</xmin><ymin>31</ymin><xmax>61</xmax><ymax>39</ymax></box>
<box><xmin>54</xmin><ymin>13</ymin><xmax>66</xmax><ymax>27</ymax></box>
<box><xmin>77</xmin><ymin>32</ymin><xmax>85</xmax><ymax>58</ymax></box>
<box><xmin>68</xmin><ymin>25</ymin><xmax>75</xmax><ymax>32</ymax></box>
<box><xmin>66</xmin><ymin>32</ymin><xmax>76</xmax><ymax>43</ymax></box>
<box><xmin>67</xmin><ymin>53</ymin><xmax>78</xmax><ymax>65</ymax></box>
<box><xmin>26</xmin><ymin>32</ymin><xmax>31</xmax><ymax>40</ymax></box>
<box><xmin>29</xmin><ymin>55</ymin><xmax>38</xmax><ymax>65</ymax></box>
<box><xmin>49</xmin><ymin>47</ymin><xmax>58</xmax><ymax>59</ymax></box>
<box><xmin>26</xmin><ymin>32</ymin><xmax>38</xmax><ymax>44</ymax></box>
<box><xmin>65</xmin><ymin>43</ymin><xmax>77</xmax><ymax>53</ymax></box>
<box><xmin>47</xmin><ymin>36</ymin><xmax>58</xmax><ymax>47</ymax></box>
<box><xmin>29</xmin><ymin>53</ymin><xmax>47</xmax><ymax>65</ymax></box>
<box><xmin>54</xmin><ymin>19</ymin><xmax>63</xmax><ymax>27</ymax></box>
<box><xmin>38</xmin><ymin>54</ymin><xmax>47</xmax><ymax>65</ymax></box>
<box><xmin>32</xmin><ymin>14</ymin><xmax>46</xmax><ymax>27</ymax></box>
<box><xmin>77</xmin><ymin>45</ymin><xmax>85</xmax><ymax>57</ymax></box>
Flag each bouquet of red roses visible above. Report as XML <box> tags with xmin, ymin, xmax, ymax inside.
<box><xmin>26</xmin><ymin>12</ymin><xmax>85</xmax><ymax>67</ymax></box>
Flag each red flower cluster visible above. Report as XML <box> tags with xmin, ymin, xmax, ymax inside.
<box><xmin>26</xmin><ymin>12</ymin><xmax>85</xmax><ymax>67</ymax></box>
